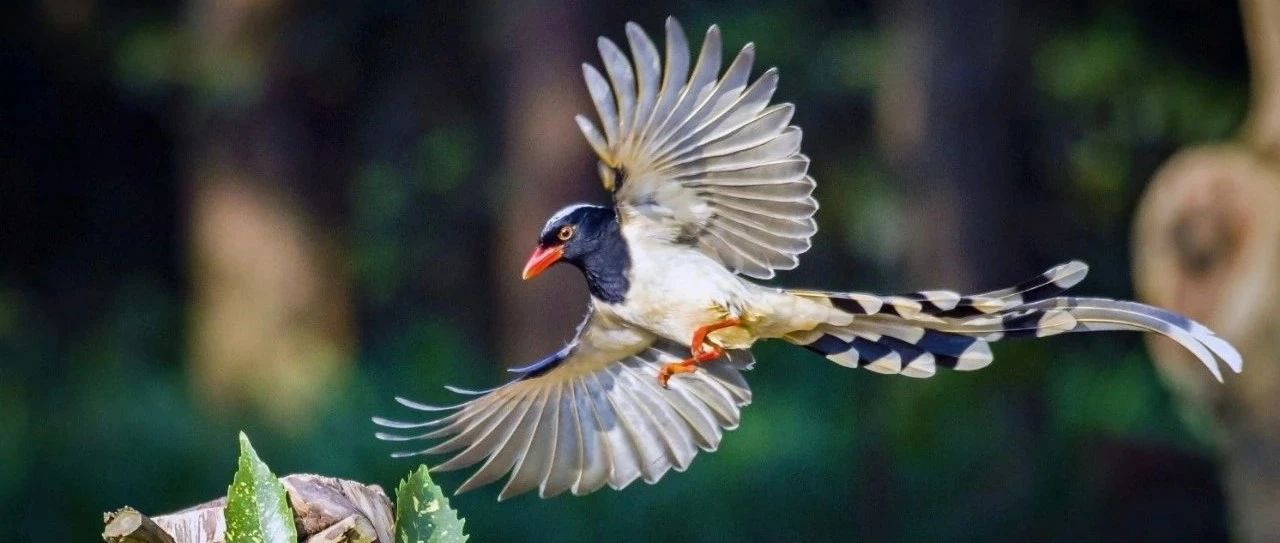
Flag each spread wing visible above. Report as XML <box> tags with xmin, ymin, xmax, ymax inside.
<box><xmin>373</xmin><ymin>310</ymin><xmax>754</xmax><ymax>500</ymax></box>
<box><xmin>576</xmin><ymin>17</ymin><xmax>818</xmax><ymax>279</ymax></box>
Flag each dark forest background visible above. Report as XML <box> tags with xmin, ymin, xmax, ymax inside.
<box><xmin>1</xmin><ymin>0</ymin><xmax>1254</xmax><ymax>541</ymax></box>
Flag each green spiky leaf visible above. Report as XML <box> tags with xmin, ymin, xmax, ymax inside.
<box><xmin>395</xmin><ymin>465</ymin><xmax>468</xmax><ymax>543</ymax></box>
<box><xmin>224</xmin><ymin>432</ymin><xmax>298</xmax><ymax>543</ymax></box>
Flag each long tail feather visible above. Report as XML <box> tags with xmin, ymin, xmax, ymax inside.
<box><xmin>792</xmin><ymin>262</ymin><xmax>1241</xmax><ymax>382</ymax></box>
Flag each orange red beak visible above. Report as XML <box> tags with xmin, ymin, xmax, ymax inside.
<box><xmin>521</xmin><ymin>244</ymin><xmax>564</xmax><ymax>280</ymax></box>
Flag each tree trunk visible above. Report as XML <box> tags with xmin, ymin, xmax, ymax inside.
<box><xmin>874</xmin><ymin>0</ymin><xmax>1028</xmax><ymax>288</ymax></box>
<box><xmin>1132</xmin><ymin>1</ymin><xmax>1280</xmax><ymax>540</ymax></box>
<box><xmin>489</xmin><ymin>2</ymin><xmax>597</xmax><ymax>363</ymax></box>
<box><xmin>185</xmin><ymin>0</ymin><xmax>353</xmax><ymax>426</ymax></box>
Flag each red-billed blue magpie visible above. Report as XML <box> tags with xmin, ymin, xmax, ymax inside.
<box><xmin>375</xmin><ymin>18</ymin><xmax>1241</xmax><ymax>500</ymax></box>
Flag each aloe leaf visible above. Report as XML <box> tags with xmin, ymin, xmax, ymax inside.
<box><xmin>224</xmin><ymin>432</ymin><xmax>298</xmax><ymax>543</ymax></box>
<box><xmin>394</xmin><ymin>465</ymin><xmax>468</xmax><ymax>543</ymax></box>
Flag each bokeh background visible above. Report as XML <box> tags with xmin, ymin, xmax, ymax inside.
<box><xmin>2</xmin><ymin>0</ymin><xmax>1259</xmax><ymax>541</ymax></box>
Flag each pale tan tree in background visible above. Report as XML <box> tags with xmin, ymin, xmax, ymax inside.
<box><xmin>1134</xmin><ymin>0</ymin><xmax>1280</xmax><ymax>540</ymax></box>
<box><xmin>186</xmin><ymin>0</ymin><xmax>353</xmax><ymax>426</ymax></box>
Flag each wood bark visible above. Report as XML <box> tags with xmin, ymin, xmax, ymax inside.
<box><xmin>1132</xmin><ymin>1</ymin><xmax>1280</xmax><ymax>540</ymax></box>
<box><xmin>103</xmin><ymin>508</ymin><xmax>177</xmax><ymax>543</ymax></box>
<box><xmin>102</xmin><ymin>475</ymin><xmax>393</xmax><ymax>543</ymax></box>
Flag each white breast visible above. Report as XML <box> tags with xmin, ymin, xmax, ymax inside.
<box><xmin>595</xmin><ymin>232</ymin><xmax>751</xmax><ymax>347</ymax></box>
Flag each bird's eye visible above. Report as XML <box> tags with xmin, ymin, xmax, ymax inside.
<box><xmin>557</xmin><ymin>225</ymin><xmax>575</xmax><ymax>241</ymax></box>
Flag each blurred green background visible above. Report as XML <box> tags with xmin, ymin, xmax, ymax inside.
<box><xmin>1</xmin><ymin>0</ymin><xmax>1248</xmax><ymax>541</ymax></box>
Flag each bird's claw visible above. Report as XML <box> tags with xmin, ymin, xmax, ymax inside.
<box><xmin>658</xmin><ymin>361</ymin><xmax>699</xmax><ymax>389</ymax></box>
<box><xmin>657</xmin><ymin>317</ymin><xmax>741</xmax><ymax>388</ymax></box>
<box><xmin>658</xmin><ymin>346</ymin><xmax>717</xmax><ymax>388</ymax></box>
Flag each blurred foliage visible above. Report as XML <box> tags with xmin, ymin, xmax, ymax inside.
<box><xmin>1036</xmin><ymin>8</ymin><xmax>1247</xmax><ymax>222</ymax></box>
<box><xmin>0</xmin><ymin>0</ymin><xmax>1245</xmax><ymax>541</ymax></box>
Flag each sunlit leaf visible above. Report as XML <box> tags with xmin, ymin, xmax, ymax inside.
<box><xmin>395</xmin><ymin>465</ymin><xmax>468</xmax><ymax>543</ymax></box>
<box><xmin>224</xmin><ymin>433</ymin><xmax>297</xmax><ymax>543</ymax></box>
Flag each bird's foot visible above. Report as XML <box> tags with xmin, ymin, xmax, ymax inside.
<box><xmin>658</xmin><ymin>347</ymin><xmax>721</xmax><ymax>388</ymax></box>
<box><xmin>658</xmin><ymin>317</ymin><xmax>740</xmax><ymax>388</ymax></box>
<box><xmin>658</xmin><ymin>360</ymin><xmax>701</xmax><ymax>388</ymax></box>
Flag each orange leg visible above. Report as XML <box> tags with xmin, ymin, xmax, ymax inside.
<box><xmin>658</xmin><ymin>318</ymin><xmax>740</xmax><ymax>388</ymax></box>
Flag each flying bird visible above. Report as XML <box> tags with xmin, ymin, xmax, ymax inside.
<box><xmin>374</xmin><ymin>18</ymin><xmax>1242</xmax><ymax>500</ymax></box>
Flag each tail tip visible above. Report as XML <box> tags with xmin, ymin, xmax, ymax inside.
<box><xmin>1050</xmin><ymin>260</ymin><xmax>1090</xmax><ymax>289</ymax></box>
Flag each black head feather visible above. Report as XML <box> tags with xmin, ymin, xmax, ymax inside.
<box><xmin>536</xmin><ymin>204</ymin><xmax>630</xmax><ymax>303</ymax></box>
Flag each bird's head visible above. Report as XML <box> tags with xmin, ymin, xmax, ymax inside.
<box><xmin>522</xmin><ymin>204</ymin><xmax>620</xmax><ymax>280</ymax></box>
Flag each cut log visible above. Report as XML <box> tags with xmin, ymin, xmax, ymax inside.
<box><xmin>302</xmin><ymin>515</ymin><xmax>377</xmax><ymax>543</ymax></box>
<box><xmin>103</xmin><ymin>508</ymin><xmax>177</xmax><ymax>543</ymax></box>
<box><xmin>102</xmin><ymin>475</ymin><xmax>394</xmax><ymax>543</ymax></box>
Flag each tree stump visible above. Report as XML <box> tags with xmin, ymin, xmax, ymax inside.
<box><xmin>102</xmin><ymin>475</ymin><xmax>394</xmax><ymax>543</ymax></box>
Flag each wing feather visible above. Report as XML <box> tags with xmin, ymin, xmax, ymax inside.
<box><xmin>455</xmin><ymin>392</ymin><xmax>540</xmax><ymax>493</ymax></box>
<box><xmin>578</xmin><ymin>19</ymin><xmax>817</xmax><ymax>279</ymax></box>
<box><xmin>625</xmin><ymin>23</ymin><xmax>662</xmax><ymax>147</ymax></box>
<box><xmin>374</xmin><ymin>313</ymin><xmax>752</xmax><ymax>499</ymax></box>
<box><xmin>614</xmin><ymin>360</ymin><xmax>697</xmax><ymax>472</ymax></box>
<box><xmin>539</xmin><ymin>381</ymin><xmax>580</xmax><ymax>497</ymax></box>
<box><xmin>635</xmin><ymin>18</ymin><xmax>690</xmax><ymax>151</ymax></box>
<box><xmin>671</xmin><ymin>69</ymin><xmax>779</xmax><ymax>157</ymax></box>
<box><xmin>697</xmin><ymin>227</ymin><xmax>775</xmax><ymax>278</ymax></box>
<box><xmin>680</xmin><ymin>104</ymin><xmax>795</xmax><ymax>164</ymax></box>
<box><xmin>575</xmin><ymin>114</ymin><xmax>611</xmax><ymax>161</ymax></box>
<box><xmin>429</xmin><ymin>392</ymin><xmax>523</xmax><ymax>462</ymax></box>
<box><xmin>680</xmin><ymin>371</ymin><xmax>741</xmax><ymax>427</ymax></box>
<box><xmin>500</xmin><ymin>386</ymin><xmax>557</xmax><ymax>499</ymax></box>
<box><xmin>582</xmin><ymin>64</ymin><xmax>620</xmax><ymax>148</ymax></box>
<box><xmin>598</xmin><ymin>37</ymin><xmax>637</xmax><ymax>141</ymax></box>
<box><xmin>711</xmin><ymin>212</ymin><xmax>813</xmax><ymax>253</ymax></box>
<box><xmin>580</xmin><ymin>371</ymin><xmax>638</xmax><ymax>489</ymax></box>
<box><xmin>695</xmin><ymin>176</ymin><xmax>814</xmax><ymax>204</ymax></box>
<box><xmin>669</xmin><ymin>129</ymin><xmax>802</xmax><ymax>178</ymax></box>
<box><xmin>653</xmin><ymin>43</ymin><xmax>755</xmax><ymax>159</ymax></box>
<box><xmin>570</xmin><ymin>377</ymin><xmax>611</xmax><ymax>495</ymax></box>
<box><xmin>648</xmin><ymin>24</ymin><xmax>722</xmax><ymax>156</ymax></box>
<box><xmin>604</xmin><ymin>363</ymin><xmax>673</xmax><ymax>482</ymax></box>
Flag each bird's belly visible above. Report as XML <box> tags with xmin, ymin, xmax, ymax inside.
<box><xmin>618</xmin><ymin>296</ymin><xmax>745</xmax><ymax>348</ymax></box>
<box><xmin>597</xmin><ymin>249</ymin><xmax>757</xmax><ymax>349</ymax></box>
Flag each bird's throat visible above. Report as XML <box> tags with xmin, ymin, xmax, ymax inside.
<box><xmin>578</xmin><ymin>221</ymin><xmax>631</xmax><ymax>304</ymax></box>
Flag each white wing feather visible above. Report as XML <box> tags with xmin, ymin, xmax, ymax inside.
<box><xmin>374</xmin><ymin>311</ymin><xmax>753</xmax><ymax>500</ymax></box>
<box><xmin>577</xmin><ymin>18</ymin><xmax>818</xmax><ymax>279</ymax></box>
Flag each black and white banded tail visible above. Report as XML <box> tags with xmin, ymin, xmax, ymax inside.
<box><xmin>788</xmin><ymin>261</ymin><xmax>1242</xmax><ymax>381</ymax></box>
